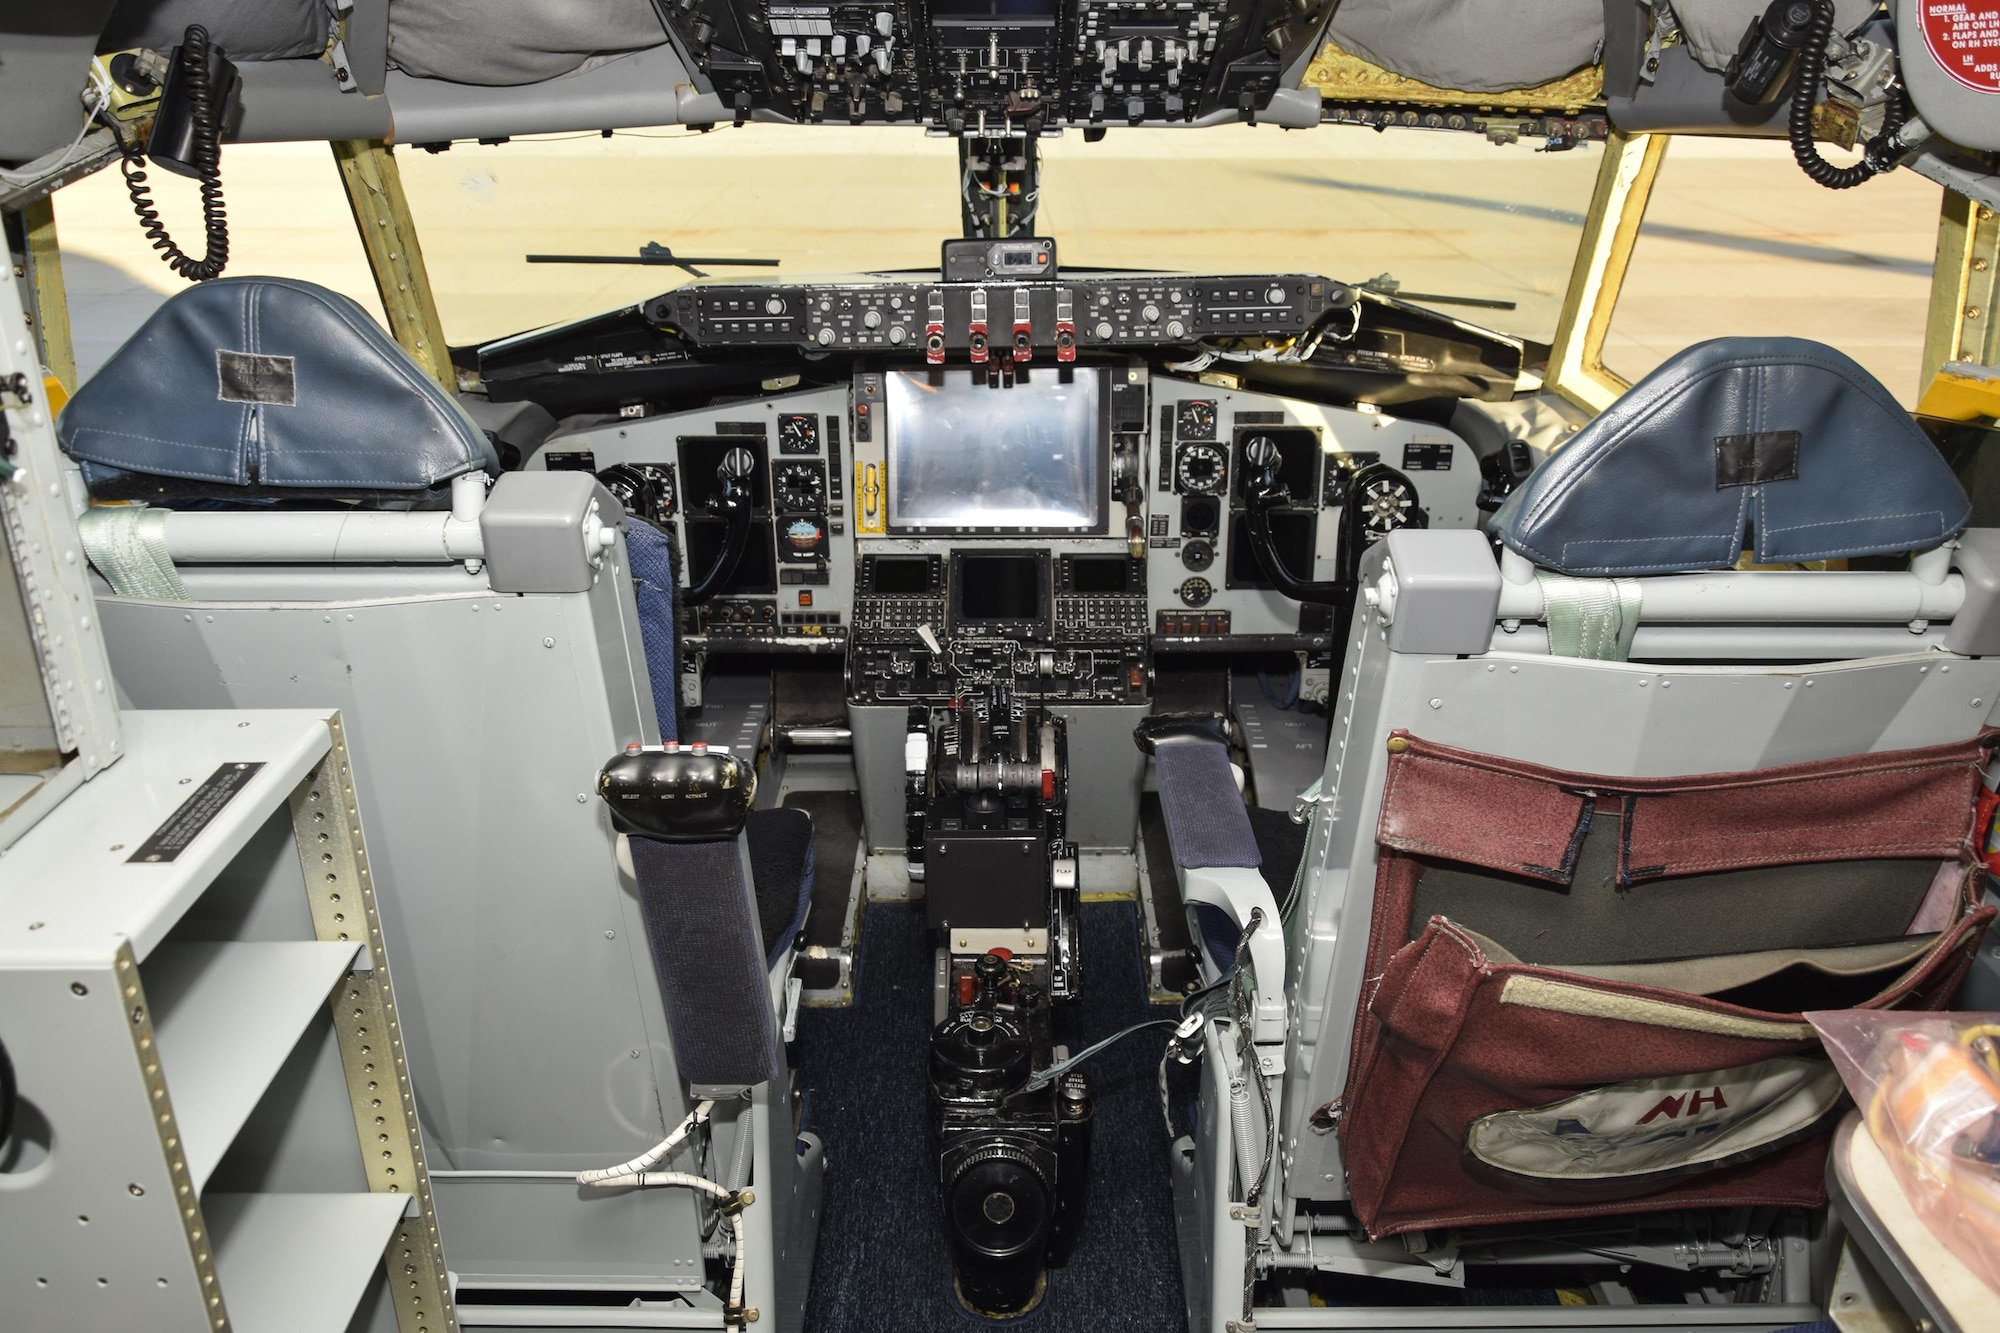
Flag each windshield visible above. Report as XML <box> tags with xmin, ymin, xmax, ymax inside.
<box><xmin>386</xmin><ymin>124</ymin><xmax>1602</xmax><ymax>348</ymax></box>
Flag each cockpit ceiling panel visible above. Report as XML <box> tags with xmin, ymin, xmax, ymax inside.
<box><xmin>21</xmin><ymin>1</ymin><xmax>1336</xmax><ymax>146</ymax></box>
<box><xmin>656</xmin><ymin>0</ymin><xmax>1334</xmax><ymax>128</ymax></box>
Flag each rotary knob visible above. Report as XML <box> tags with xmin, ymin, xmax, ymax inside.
<box><xmin>1164</xmin><ymin>319</ymin><xmax>1186</xmax><ymax>339</ymax></box>
<box><xmin>862</xmin><ymin>309</ymin><xmax>883</xmax><ymax>329</ymax></box>
<box><xmin>765</xmin><ymin>296</ymin><xmax>785</xmax><ymax>315</ymax></box>
<box><xmin>1266</xmin><ymin>286</ymin><xmax>1286</xmax><ymax>304</ymax></box>
<box><xmin>1095</xmin><ymin>321</ymin><xmax>1115</xmax><ymax>340</ymax></box>
<box><xmin>888</xmin><ymin>324</ymin><xmax>908</xmax><ymax>345</ymax></box>
<box><xmin>1141</xmin><ymin>303</ymin><xmax>1160</xmax><ymax>323</ymax></box>
<box><xmin>816</xmin><ymin>326</ymin><xmax>837</xmax><ymax>346</ymax></box>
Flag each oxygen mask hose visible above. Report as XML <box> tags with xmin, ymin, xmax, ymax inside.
<box><xmin>1787</xmin><ymin>0</ymin><xmax>1907</xmax><ymax>189</ymax></box>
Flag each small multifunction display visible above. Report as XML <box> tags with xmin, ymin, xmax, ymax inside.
<box><xmin>952</xmin><ymin>552</ymin><xmax>1049</xmax><ymax>635</ymax></box>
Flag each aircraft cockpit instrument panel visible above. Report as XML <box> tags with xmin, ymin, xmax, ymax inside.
<box><xmin>529</xmin><ymin>257</ymin><xmax>1485</xmax><ymax>717</ymax></box>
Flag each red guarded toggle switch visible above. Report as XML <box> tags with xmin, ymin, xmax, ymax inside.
<box><xmin>1054</xmin><ymin>287</ymin><xmax>1076</xmax><ymax>363</ymax></box>
<box><xmin>925</xmin><ymin>290</ymin><xmax>947</xmax><ymax>365</ymax></box>
<box><xmin>1012</xmin><ymin>288</ymin><xmax>1033</xmax><ymax>364</ymax></box>
<box><xmin>968</xmin><ymin>287</ymin><xmax>990</xmax><ymax>364</ymax></box>
<box><xmin>1041</xmin><ymin>768</ymin><xmax>1055</xmax><ymax>800</ymax></box>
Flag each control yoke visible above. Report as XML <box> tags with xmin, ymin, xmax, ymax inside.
<box><xmin>1241</xmin><ymin>437</ymin><xmax>1350</xmax><ymax>607</ymax></box>
<box><xmin>683</xmin><ymin>446</ymin><xmax>757</xmax><ymax>606</ymax></box>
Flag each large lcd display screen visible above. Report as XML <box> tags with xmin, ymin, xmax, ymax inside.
<box><xmin>886</xmin><ymin>369</ymin><xmax>1104</xmax><ymax>533</ymax></box>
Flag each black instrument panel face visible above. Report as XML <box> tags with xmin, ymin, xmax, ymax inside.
<box><xmin>1175</xmin><ymin>399</ymin><xmax>1218</xmax><ymax>441</ymax></box>
<box><xmin>650</xmin><ymin>275</ymin><xmax>1347</xmax><ymax>358</ymax></box>
<box><xmin>777</xmin><ymin>413</ymin><xmax>820</xmax><ymax>454</ymax></box>
<box><xmin>1175</xmin><ymin>442</ymin><xmax>1226</xmax><ymax>496</ymax></box>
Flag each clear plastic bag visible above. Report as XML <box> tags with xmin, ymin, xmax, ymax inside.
<box><xmin>1806</xmin><ymin>1010</ymin><xmax>2000</xmax><ymax>1296</ymax></box>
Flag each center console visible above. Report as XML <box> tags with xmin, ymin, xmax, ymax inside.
<box><xmin>845</xmin><ymin>360</ymin><xmax>1149</xmax><ymax>704</ymax></box>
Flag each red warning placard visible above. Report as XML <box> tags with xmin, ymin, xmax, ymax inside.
<box><xmin>1923</xmin><ymin>1</ymin><xmax>2000</xmax><ymax>93</ymax></box>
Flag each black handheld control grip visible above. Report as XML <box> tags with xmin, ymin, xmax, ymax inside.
<box><xmin>598</xmin><ymin>743</ymin><xmax>756</xmax><ymax>841</ymax></box>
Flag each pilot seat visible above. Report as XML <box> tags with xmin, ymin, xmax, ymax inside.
<box><xmin>55</xmin><ymin>275</ymin><xmax>824</xmax><ymax>1326</ymax></box>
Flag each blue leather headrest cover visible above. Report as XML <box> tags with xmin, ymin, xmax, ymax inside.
<box><xmin>58</xmin><ymin>277</ymin><xmax>497</xmax><ymax>492</ymax></box>
<box><xmin>1493</xmin><ymin>338</ymin><xmax>1969</xmax><ymax>575</ymax></box>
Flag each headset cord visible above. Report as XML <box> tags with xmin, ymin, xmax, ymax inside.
<box><xmin>1788</xmin><ymin>0</ymin><xmax>1907</xmax><ymax>190</ymax></box>
<box><xmin>119</xmin><ymin>25</ymin><xmax>229</xmax><ymax>281</ymax></box>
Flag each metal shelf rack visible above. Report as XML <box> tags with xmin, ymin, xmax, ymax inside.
<box><xmin>0</xmin><ymin>709</ymin><xmax>454</xmax><ymax>1333</ymax></box>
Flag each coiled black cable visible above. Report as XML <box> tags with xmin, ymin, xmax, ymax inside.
<box><xmin>119</xmin><ymin>25</ymin><xmax>229</xmax><ymax>281</ymax></box>
<box><xmin>1788</xmin><ymin>0</ymin><xmax>1906</xmax><ymax>190</ymax></box>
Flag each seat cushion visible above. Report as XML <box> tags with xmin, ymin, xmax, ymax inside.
<box><xmin>747</xmin><ymin>807</ymin><xmax>815</xmax><ymax>969</ymax></box>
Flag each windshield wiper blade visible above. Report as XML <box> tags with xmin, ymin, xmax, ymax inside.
<box><xmin>1388</xmin><ymin>290</ymin><xmax>1518</xmax><ymax>311</ymax></box>
<box><xmin>525</xmin><ymin>241</ymin><xmax>781</xmax><ymax>279</ymax></box>
<box><xmin>1359</xmin><ymin>272</ymin><xmax>1517</xmax><ymax>312</ymax></box>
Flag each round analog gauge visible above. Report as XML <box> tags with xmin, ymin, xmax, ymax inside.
<box><xmin>774</xmin><ymin>462</ymin><xmax>826</xmax><ymax>512</ymax></box>
<box><xmin>778</xmin><ymin>413</ymin><xmax>819</xmax><ymax>454</ymax></box>
<box><xmin>1178</xmin><ymin>576</ymin><xmax>1213</xmax><ymax>608</ymax></box>
<box><xmin>598</xmin><ymin>465</ymin><xmax>651</xmax><ymax>517</ymax></box>
<box><xmin>1175</xmin><ymin>443</ymin><xmax>1226</xmax><ymax>495</ymax></box>
<box><xmin>1356</xmin><ymin>472</ymin><xmax>1419</xmax><ymax>538</ymax></box>
<box><xmin>597</xmin><ymin>463</ymin><xmax>673</xmax><ymax>526</ymax></box>
<box><xmin>1176</xmin><ymin>400</ymin><xmax>1217</xmax><ymax>440</ymax></box>
<box><xmin>1180</xmin><ymin>539</ymin><xmax>1214</xmax><ymax>572</ymax></box>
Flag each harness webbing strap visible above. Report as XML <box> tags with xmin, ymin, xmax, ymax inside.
<box><xmin>78</xmin><ymin>504</ymin><xmax>188</xmax><ymax>600</ymax></box>
<box><xmin>1537</xmin><ymin>572</ymin><xmax>1642</xmax><ymax>661</ymax></box>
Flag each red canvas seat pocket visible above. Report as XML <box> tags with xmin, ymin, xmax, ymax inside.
<box><xmin>1340</xmin><ymin>731</ymin><xmax>1996</xmax><ymax>1238</ymax></box>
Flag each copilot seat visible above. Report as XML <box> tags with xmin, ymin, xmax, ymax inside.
<box><xmin>1173</xmin><ymin>337</ymin><xmax>2000</xmax><ymax>1333</ymax></box>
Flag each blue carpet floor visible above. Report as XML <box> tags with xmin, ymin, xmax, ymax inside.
<box><xmin>796</xmin><ymin>901</ymin><xmax>1189</xmax><ymax>1333</ymax></box>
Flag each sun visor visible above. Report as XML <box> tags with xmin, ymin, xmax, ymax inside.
<box><xmin>57</xmin><ymin>276</ymin><xmax>497</xmax><ymax>495</ymax></box>
<box><xmin>1493</xmin><ymin>338</ymin><xmax>1969</xmax><ymax>575</ymax></box>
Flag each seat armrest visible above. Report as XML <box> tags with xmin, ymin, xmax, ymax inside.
<box><xmin>1181</xmin><ymin>865</ymin><xmax>1287</xmax><ymax>1053</ymax></box>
